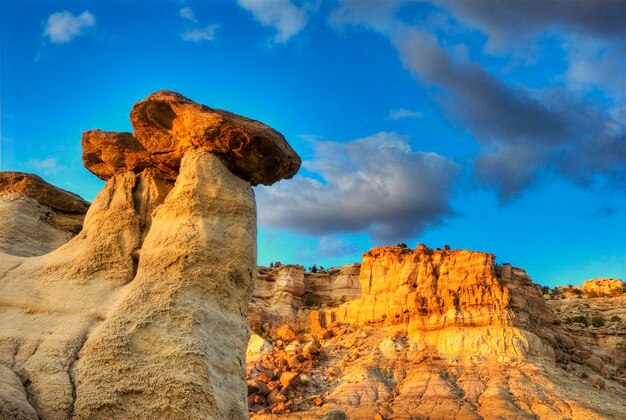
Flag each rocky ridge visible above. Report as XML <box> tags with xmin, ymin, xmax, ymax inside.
<box><xmin>0</xmin><ymin>172</ymin><xmax>89</xmax><ymax>257</ymax></box>
<box><xmin>0</xmin><ymin>91</ymin><xmax>300</xmax><ymax>419</ymax></box>
<box><xmin>246</xmin><ymin>245</ymin><xmax>626</xmax><ymax>418</ymax></box>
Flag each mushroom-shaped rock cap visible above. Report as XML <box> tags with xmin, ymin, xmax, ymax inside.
<box><xmin>82</xmin><ymin>90</ymin><xmax>301</xmax><ymax>185</ymax></box>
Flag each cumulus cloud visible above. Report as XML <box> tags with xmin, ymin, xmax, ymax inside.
<box><xmin>393</xmin><ymin>26</ymin><xmax>625</xmax><ymax>198</ymax></box>
<box><xmin>437</xmin><ymin>0</ymin><xmax>626</xmax><ymax>101</ymax></box>
<box><xmin>181</xmin><ymin>25</ymin><xmax>218</xmax><ymax>42</ymax></box>
<box><xmin>256</xmin><ymin>132</ymin><xmax>457</xmax><ymax>243</ymax></box>
<box><xmin>389</xmin><ymin>108</ymin><xmax>423</xmax><ymax>120</ymax></box>
<box><xmin>329</xmin><ymin>0</ymin><xmax>626</xmax><ymax>200</ymax></box>
<box><xmin>436</xmin><ymin>0</ymin><xmax>626</xmax><ymax>50</ymax></box>
<box><xmin>237</xmin><ymin>0</ymin><xmax>310</xmax><ymax>43</ymax></box>
<box><xmin>44</xmin><ymin>10</ymin><xmax>95</xmax><ymax>44</ymax></box>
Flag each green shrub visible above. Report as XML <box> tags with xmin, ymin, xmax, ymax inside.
<box><xmin>572</xmin><ymin>315</ymin><xmax>588</xmax><ymax>326</ymax></box>
<box><xmin>590</xmin><ymin>316</ymin><xmax>605</xmax><ymax>328</ymax></box>
<box><xmin>610</xmin><ymin>315</ymin><xmax>621</xmax><ymax>323</ymax></box>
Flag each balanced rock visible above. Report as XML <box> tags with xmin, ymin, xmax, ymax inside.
<box><xmin>83</xmin><ymin>90</ymin><xmax>301</xmax><ymax>185</ymax></box>
<box><xmin>0</xmin><ymin>172</ymin><xmax>89</xmax><ymax>256</ymax></box>
<box><xmin>0</xmin><ymin>91</ymin><xmax>301</xmax><ymax>419</ymax></box>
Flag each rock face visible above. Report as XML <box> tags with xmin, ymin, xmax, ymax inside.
<box><xmin>246</xmin><ymin>245</ymin><xmax>626</xmax><ymax>418</ymax></box>
<box><xmin>0</xmin><ymin>91</ymin><xmax>300</xmax><ymax>419</ymax></box>
<box><xmin>581</xmin><ymin>278</ymin><xmax>625</xmax><ymax>297</ymax></box>
<box><xmin>73</xmin><ymin>151</ymin><xmax>256</xmax><ymax>418</ymax></box>
<box><xmin>547</xmin><ymin>284</ymin><xmax>626</xmax><ymax>386</ymax></box>
<box><xmin>0</xmin><ymin>172</ymin><xmax>89</xmax><ymax>256</ymax></box>
<box><xmin>248</xmin><ymin>264</ymin><xmax>361</xmax><ymax>334</ymax></box>
<box><xmin>83</xmin><ymin>90</ymin><xmax>301</xmax><ymax>185</ymax></box>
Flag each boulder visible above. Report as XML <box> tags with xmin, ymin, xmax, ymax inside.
<box><xmin>83</xmin><ymin>90</ymin><xmax>301</xmax><ymax>185</ymax></box>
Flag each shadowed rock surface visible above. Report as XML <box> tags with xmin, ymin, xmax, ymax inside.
<box><xmin>0</xmin><ymin>172</ymin><xmax>89</xmax><ymax>257</ymax></box>
<box><xmin>83</xmin><ymin>90</ymin><xmax>301</xmax><ymax>185</ymax></box>
<box><xmin>0</xmin><ymin>91</ymin><xmax>300</xmax><ymax>419</ymax></box>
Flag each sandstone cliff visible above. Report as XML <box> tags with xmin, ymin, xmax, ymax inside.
<box><xmin>0</xmin><ymin>172</ymin><xmax>89</xmax><ymax>257</ymax></box>
<box><xmin>249</xmin><ymin>264</ymin><xmax>361</xmax><ymax>335</ymax></box>
<box><xmin>246</xmin><ymin>245</ymin><xmax>626</xmax><ymax>418</ymax></box>
<box><xmin>0</xmin><ymin>91</ymin><xmax>300</xmax><ymax>419</ymax></box>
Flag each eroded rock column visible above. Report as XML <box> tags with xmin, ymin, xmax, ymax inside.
<box><xmin>0</xmin><ymin>90</ymin><xmax>300</xmax><ymax>419</ymax></box>
<box><xmin>73</xmin><ymin>151</ymin><xmax>257</xmax><ymax>418</ymax></box>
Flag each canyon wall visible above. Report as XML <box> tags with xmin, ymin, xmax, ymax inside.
<box><xmin>247</xmin><ymin>245</ymin><xmax>625</xmax><ymax>418</ymax></box>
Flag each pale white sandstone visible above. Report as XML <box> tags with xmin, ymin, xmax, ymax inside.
<box><xmin>0</xmin><ymin>151</ymin><xmax>256</xmax><ymax>419</ymax></box>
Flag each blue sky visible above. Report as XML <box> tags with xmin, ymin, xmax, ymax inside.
<box><xmin>1</xmin><ymin>0</ymin><xmax>624</xmax><ymax>287</ymax></box>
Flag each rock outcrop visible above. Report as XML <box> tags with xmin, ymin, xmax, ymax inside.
<box><xmin>547</xmin><ymin>283</ymin><xmax>626</xmax><ymax>386</ymax></box>
<box><xmin>249</xmin><ymin>264</ymin><xmax>361</xmax><ymax>335</ymax></box>
<box><xmin>246</xmin><ymin>245</ymin><xmax>626</xmax><ymax>418</ymax></box>
<box><xmin>0</xmin><ymin>91</ymin><xmax>300</xmax><ymax>419</ymax></box>
<box><xmin>83</xmin><ymin>90</ymin><xmax>301</xmax><ymax>185</ymax></box>
<box><xmin>0</xmin><ymin>172</ymin><xmax>89</xmax><ymax>257</ymax></box>
<box><xmin>581</xmin><ymin>278</ymin><xmax>625</xmax><ymax>297</ymax></box>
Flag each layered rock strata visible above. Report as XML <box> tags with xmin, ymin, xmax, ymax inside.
<box><xmin>0</xmin><ymin>91</ymin><xmax>300</xmax><ymax>419</ymax></box>
<box><xmin>249</xmin><ymin>264</ymin><xmax>361</xmax><ymax>334</ymax></box>
<box><xmin>0</xmin><ymin>172</ymin><xmax>89</xmax><ymax>256</ymax></box>
<box><xmin>247</xmin><ymin>245</ymin><xmax>626</xmax><ymax>418</ymax></box>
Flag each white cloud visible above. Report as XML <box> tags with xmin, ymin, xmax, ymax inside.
<box><xmin>44</xmin><ymin>11</ymin><xmax>96</xmax><ymax>44</ymax></box>
<box><xmin>181</xmin><ymin>25</ymin><xmax>219</xmax><ymax>42</ymax></box>
<box><xmin>237</xmin><ymin>0</ymin><xmax>310</xmax><ymax>43</ymax></box>
<box><xmin>329</xmin><ymin>0</ymin><xmax>407</xmax><ymax>33</ymax></box>
<box><xmin>255</xmin><ymin>132</ymin><xmax>457</xmax><ymax>243</ymax></box>
<box><xmin>389</xmin><ymin>108</ymin><xmax>423</xmax><ymax>120</ymax></box>
<box><xmin>564</xmin><ymin>36</ymin><xmax>626</xmax><ymax>101</ymax></box>
<box><xmin>27</xmin><ymin>158</ymin><xmax>62</xmax><ymax>175</ymax></box>
<box><xmin>179</xmin><ymin>7</ymin><xmax>198</xmax><ymax>23</ymax></box>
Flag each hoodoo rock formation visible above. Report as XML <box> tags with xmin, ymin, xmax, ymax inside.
<box><xmin>247</xmin><ymin>246</ymin><xmax>626</xmax><ymax>418</ymax></box>
<box><xmin>0</xmin><ymin>172</ymin><xmax>89</xmax><ymax>257</ymax></box>
<box><xmin>82</xmin><ymin>90</ymin><xmax>301</xmax><ymax>185</ymax></box>
<box><xmin>0</xmin><ymin>91</ymin><xmax>300</xmax><ymax>419</ymax></box>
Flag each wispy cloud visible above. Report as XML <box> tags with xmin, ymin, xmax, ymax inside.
<box><xmin>317</xmin><ymin>236</ymin><xmax>360</xmax><ymax>257</ymax></box>
<box><xmin>44</xmin><ymin>10</ymin><xmax>95</xmax><ymax>44</ymax></box>
<box><xmin>237</xmin><ymin>0</ymin><xmax>311</xmax><ymax>43</ymax></box>
<box><xmin>27</xmin><ymin>158</ymin><xmax>62</xmax><ymax>175</ymax></box>
<box><xmin>179</xmin><ymin>7</ymin><xmax>198</xmax><ymax>23</ymax></box>
<box><xmin>389</xmin><ymin>108</ymin><xmax>423</xmax><ymax>120</ymax></box>
<box><xmin>181</xmin><ymin>25</ymin><xmax>219</xmax><ymax>42</ymax></box>
<box><xmin>256</xmin><ymin>132</ymin><xmax>457</xmax><ymax>243</ymax></box>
